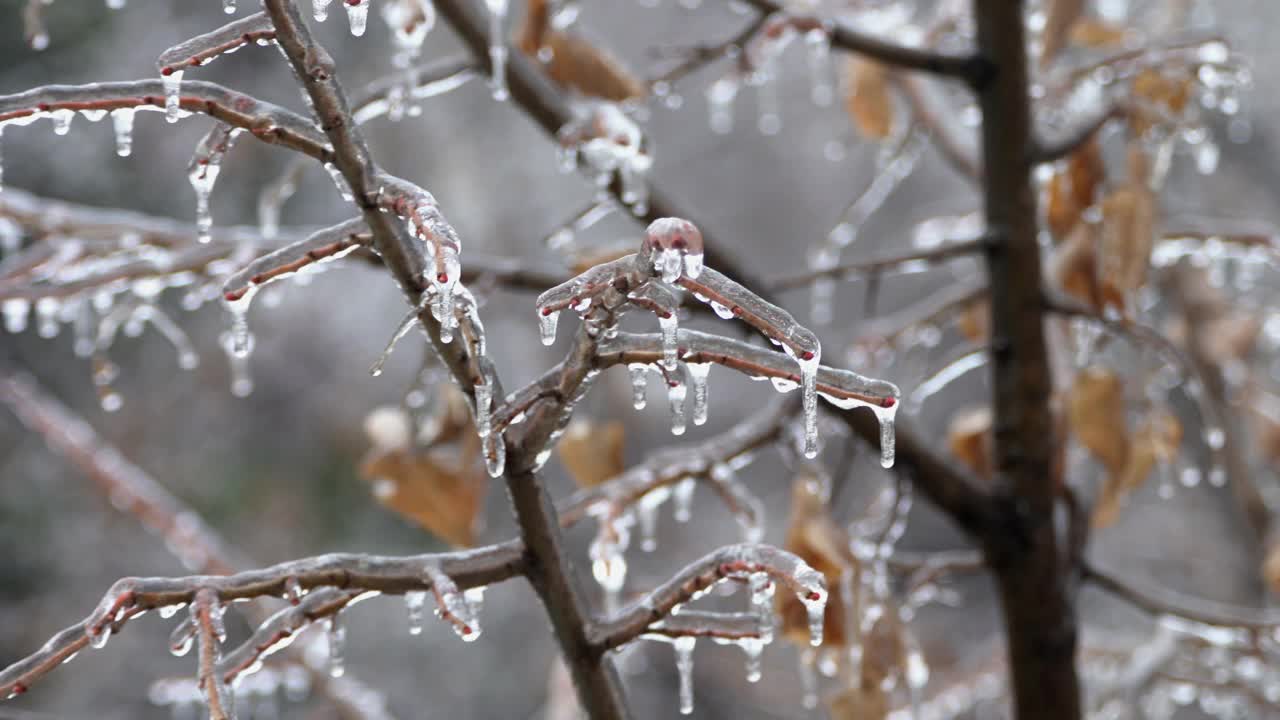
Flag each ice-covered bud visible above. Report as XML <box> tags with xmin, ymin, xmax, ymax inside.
<box><xmin>641</xmin><ymin>218</ymin><xmax>704</xmax><ymax>283</ymax></box>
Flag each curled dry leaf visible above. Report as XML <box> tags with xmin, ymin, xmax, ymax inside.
<box><xmin>1039</xmin><ymin>0</ymin><xmax>1084</xmax><ymax>66</ymax></box>
<box><xmin>1067</xmin><ymin>367</ymin><xmax>1129</xmax><ymax>476</ymax></box>
<box><xmin>827</xmin><ymin>683</ymin><xmax>889</xmax><ymax>720</ymax></box>
<box><xmin>843</xmin><ymin>56</ymin><xmax>894</xmax><ymax>141</ymax></box>
<box><xmin>359</xmin><ymin>389</ymin><xmax>488</xmax><ymax>547</ymax></box>
<box><xmin>947</xmin><ymin>405</ymin><xmax>994</xmax><ymax>480</ymax></box>
<box><xmin>556</xmin><ymin>418</ymin><xmax>625</xmax><ymax>489</ymax></box>
<box><xmin>360</xmin><ymin>441</ymin><xmax>487</xmax><ymax>548</ymax></box>
<box><xmin>778</xmin><ymin>476</ymin><xmax>854</xmax><ymax>649</ymax></box>
<box><xmin>1129</xmin><ymin>68</ymin><xmax>1192</xmax><ymax>137</ymax></box>
<box><xmin>517</xmin><ymin>0</ymin><xmax>645</xmax><ymax>101</ymax></box>
<box><xmin>1263</xmin><ymin>541</ymin><xmax>1280</xmax><ymax>596</ymax></box>
<box><xmin>1050</xmin><ymin>220</ymin><xmax>1101</xmax><ymax>310</ymax></box>
<box><xmin>1092</xmin><ymin>410</ymin><xmax>1181</xmax><ymax>528</ymax></box>
<box><xmin>1046</xmin><ymin>138</ymin><xmax>1105</xmax><ymax>240</ymax></box>
<box><xmin>956</xmin><ymin>297</ymin><xmax>991</xmax><ymax>345</ymax></box>
<box><xmin>1068</xmin><ymin>17</ymin><xmax>1130</xmax><ymax>48</ymax></box>
<box><xmin>1098</xmin><ymin>146</ymin><xmax>1155</xmax><ymax>315</ymax></box>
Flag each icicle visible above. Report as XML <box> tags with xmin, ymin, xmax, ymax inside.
<box><xmin>805</xmin><ymin>28</ymin><xmax>833</xmax><ymax>107</ymax></box>
<box><xmin>327</xmin><ymin>615</ymin><xmax>346</xmax><ymax>678</ymax></box>
<box><xmin>168</xmin><ymin>619</ymin><xmax>195</xmax><ymax>656</ymax></box>
<box><xmin>798</xmin><ymin>351</ymin><xmax>819</xmax><ymax>456</ymax></box>
<box><xmin>484</xmin><ymin>432</ymin><xmax>506</xmax><ymax>477</ymax></box>
<box><xmin>706</xmin><ymin>77</ymin><xmax>739</xmax><ymax>134</ymax></box>
<box><xmin>49</xmin><ymin>108</ymin><xmax>74</xmax><ymax>136</ymax></box>
<box><xmin>797</xmin><ymin>647</ymin><xmax>818</xmax><ymax>709</ymax></box>
<box><xmin>111</xmin><ymin>108</ymin><xmax>134</xmax><ymax>157</ymax></box>
<box><xmin>741</xmin><ymin>637</ymin><xmax>764</xmax><ymax>683</ymax></box>
<box><xmin>323</xmin><ymin>163</ymin><xmax>353</xmax><ymax>201</ymax></box>
<box><xmin>673</xmin><ymin>477</ymin><xmax>694</xmax><ymax>522</ymax></box>
<box><xmin>795</xmin><ymin>566</ymin><xmax>827</xmax><ymax>647</ymax></box>
<box><xmin>539</xmin><ymin>308</ymin><xmax>560</xmax><ymax>345</ymax></box>
<box><xmin>658</xmin><ymin>312</ymin><xmax>679</xmax><ymax>369</ymax></box>
<box><xmin>637</xmin><ymin>492</ymin><xmax>662</xmax><ymax>552</ymax></box>
<box><xmin>674</xmin><ymin>636</ymin><xmax>696</xmax><ymax>715</ymax></box>
<box><xmin>486</xmin><ymin>0</ymin><xmax>510</xmax><ymax>101</ymax></box>
<box><xmin>313</xmin><ymin>0</ymin><xmax>333</xmax><ymax>21</ymax></box>
<box><xmin>188</xmin><ymin>124</ymin><xmax>239</xmax><ymax>244</ymax></box>
<box><xmin>35</xmin><ymin>298</ymin><xmax>59</xmax><ymax>338</ymax></box>
<box><xmin>683</xmin><ymin>362</ymin><xmax>711</xmax><ymax>426</ymax></box>
<box><xmin>874</xmin><ymin>401</ymin><xmax>898</xmax><ymax>468</ymax></box>
<box><xmin>405</xmin><ymin>591</ymin><xmax>426</xmax><ymax>635</ymax></box>
<box><xmin>749</xmin><ymin>573</ymin><xmax>774</xmax><ymax>642</ymax></box>
<box><xmin>163</xmin><ymin>70</ymin><xmax>183</xmax><ymax>123</ymax></box>
<box><xmin>3</xmin><ymin>298</ymin><xmax>30</xmax><ymax>333</ymax></box>
<box><xmin>628</xmin><ymin>363</ymin><xmax>649</xmax><ymax>410</ymax></box>
<box><xmin>755</xmin><ymin>69</ymin><xmax>780</xmax><ymax>135</ymax></box>
<box><xmin>590</xmin><ymin>530</ymin><xmax>629</xmax><ymax>613</ymax></box>
<box><xmin>463</xmin><ymin>587</ymin><xmax>486</xmax><ymax>638</ymax></box>
<box><xmin>223</xmin><ymin>0</ymin><xmax>236</xmax><ymax>13</ymax></box>
<box><xmin>370</xmin><ymin>299</ymin><xmax>426</xmax><ymax>376</ymax></box>
<box><xmin>345</xmin><ymin>0</ymin><xmax>370</xmax><ymax>36</ymax></box>
<box><xmin>667</xmin><ymin>372</ymin><xmax>687</xmax><ymax>436</ymax></box>
<box><xmin>221</xmin><ymin>330</ymin><xmax>254</xmax><ymax>397</ymax></box>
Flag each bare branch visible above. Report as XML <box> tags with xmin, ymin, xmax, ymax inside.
<box><xmin>771</xmin><ymin>236</ymin><xmax>988</xmax><ymax>291</ymax></box>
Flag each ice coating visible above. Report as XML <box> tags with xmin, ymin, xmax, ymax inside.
<box><xmin>558</xmin><ymin>103</ymin><xmax>652</xmax><ymax>213</ymax></box>
<box><xmin>641</xmin><ymin>217</ymin><xmax>704</xmax><ymax>284</ymax></box>
<box><xmin>187</xmin><ymin>122</ymin><xmax>241</xmax><ymax>243</ymax></box>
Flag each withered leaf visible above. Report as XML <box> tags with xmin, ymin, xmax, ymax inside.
<box><xmin>1068</xmin><ymin>18</ymin><xmax>1130</xmax><ymax>48</ymax></box>
<box><xmin>956</xmin><ymin>297</ymin><xmax>991</xmax><ymax>345</ymax></box>
<box><xmin>360</xmin><ymin>446</ymin><xmax>487</xmax><ymax>548</ymax></box>
<box><xmin>843</xmin><ymin>56</ymin><xmax>894</xmax><ymax>141</ymax></box>
<box><xmin>517</xmin><ymin>0</ymin><xmax>645</xmax><ymax>102</ymax></box>
<box><xmin>1050</xmin><ymin>220</ymin><xmax>1102</xmax><ymax>310</ymax></box>
<box><xmin>1068</xmin><ymin>367</ymin><xmax>1129</xmax><ymax>476</ymax></box>
<box><xmin>1098</xmin><ymin>148</ymin><xmax>1156</xmax><ymax>315</ymax></box>
<box><xmin>948</xmin><ymin>405</ymin><xmax>994</xmax><ymax>480</ymax></box>
<box><xmin>1046</xmin><ymin>138</ymin><xmax>1104</xmax><ymax>241</ymax></box>
<box><xmin>827</xmin><ymin>684</ymin><xmax>889</xmax><ymax>720</ymax></box>
<box><xmin>1040</xmin><ymin>0</ymin><xmax>1085</xmax><ymax>66</ymax></box>
<box><xmin>1092</xmin><ymin>410</ymin><xmax>1180</xmax><ymax>528</ymax></box>
<box><xmin>557</xmin><ymin>419</ymin><xmax>625</xmax><ymax>489</ymax></box>
<box><xmin>779</xmin><ymin>477</ymin><xmax>854</xmax><ymax>649</ymax></box>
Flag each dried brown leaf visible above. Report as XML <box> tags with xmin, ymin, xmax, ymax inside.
<box><xmin>827</xmin><ymin>683</ymin><xmax>889</xmax><ymax>720</ymax></box>
<box><xmin>517</xmin><ymin>0</ymin><xmax>645</xmax><ymax>102</ymax></box>
<box><xmin>1068</xmin><ymin>367</ymin><xmax>1129</xmax><ymax>475</ymax></box>
<box><xmin>1092</xmin><ymin>410</ymin><xmax>1180</xmax><ymax>527</ymax></box>
<box><xmin>844</xmin><ymin>56</ymin><xmax>894</xmax><ymax>141</ymax></box>
<box><xmin>1046</xmin><ymin>138</ymin><xmax>1105</xmax><ymax>240</ymax></box>
<box><xmin>956</xmin><ymin>297</ymin><xmax>991</xmax><ymax>345</ymax></box>
<box><xmin>779</xmin><ymin>477</ymin><xmax>853</xmax><ymax>649</ymax></box>
<box><xmin>947</xmin><ymin>405</ymin><xmax>994</xmax><ymax>480</ymax></box>
<box><xmin>1068</xmin><ymin>18</ymin><xmax>1130</xmax><ymax>47</ymax></box>
<box><xmin>556</xmin><ymin>419</ymin><xmax>626</xmax><ymax>489</ymax></box>
<box><xmin>1098</xmin><ymin>154</ymin><xmax>1155</xmax><ymax>315</ymax></box>
<box><xmin>1263</xmin><ymin>541</ymin><xmax>1280</xmax><ymax>596</ymax></box>
<box><xmin>1050</xmin><ymin>220</ymin><xmax>1102</xmax><ymax>310</ymax></box>
<box><xmin>360</xmin><ymin>446</ymin><xmax>487</xmax><ymax>547</ymax></box>
<box><xmin>1040</xmin><ymin>0</ymin><xmax>1085</xmax><ymax>65</ymax></box>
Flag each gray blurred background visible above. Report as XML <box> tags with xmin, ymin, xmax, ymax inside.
<box><xmin>0</xmin><ymin>0</ymin><xmax>1277</xmax><ymax>718</ymax></box>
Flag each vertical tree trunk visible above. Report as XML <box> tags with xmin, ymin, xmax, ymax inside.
<box><xmin>972</xmin><ymin>2</ymin><xmax>1082</xmax><ymax>719</ymax></box>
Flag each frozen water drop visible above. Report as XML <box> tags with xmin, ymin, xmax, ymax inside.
<box><xmin>628</xmin><ymin>363</ymin><xmax>648</xmax><ymax>410</ymax></box>
<box><xmin>674</xmin><ymin>636</ymin><xmax>695</xmax><ymax>715</ymax></box>
<box><xmin>405</xmin><ymin>590</ymin><xmax>426</xmax><ymax>635</ymax></box>
<box><xmin>327</xmin><ymin>615</ymin><xmax>346</xmax><ymax>678</ymax></box>
<box><xmin>314</xmin><ymin>0</ymin><xmax>333</xmax><ymax>21</ymax></box>
<box><xmin>686</xmin><ymin>362</ymin><xmax>710</xmax><ymax>426</ymax></box>
<box><xmin>673</xmin><ymin>477</ymin><xmax>694</xmax><ymax>522</ymax></box>
<box><xmin>163</xmin><ymin>70</ymin><xmax>183</xmax><ymax>123</ymax></box>
<box><xmin>345</xmin><ymin>0</ymin><xmax>370</xmax><ymax>36</ymax></box>
<box><xmin>667</xmin><ymin>374</ymin><xmax>687</xmax><ymax>436</ymax></box>
<box><xmin>111</xmin><ymin>108</ymin><xmax>134</xmax><ymax>157</ymax></box>
<box><xmin>538</xmin><ymin>309</ymin><xmax>560</xmax><ymax>345</ymax></box>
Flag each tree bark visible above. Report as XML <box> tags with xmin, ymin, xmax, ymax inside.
<box><xmin>972</xmin><ymin>2</ymin><xmax>1082</xmax><ymax>719</ymax></box>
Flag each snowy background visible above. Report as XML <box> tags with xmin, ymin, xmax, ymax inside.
<box><xmin>0</xmin><ymin>0</ymin><xmax>1277</xmax><ymax>718</ymax></box>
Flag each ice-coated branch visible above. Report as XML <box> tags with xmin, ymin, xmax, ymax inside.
<box><xmin>352</xmin><ymin>55</ymin><xmax>479</xmax><ymax>124</ymax></box>
<box><xmin>771</xmin><ymin>236</ymin><xmax>988</xmax><ymax>291</ymax></box>
<box><xmin>590</xmin><ymin>543</ymin><xmax>827</xmax><ymax>651</ymax></box>
<box><xmin>646</xmin><ymin>14</ymin><xmax>770</xmax><ymax>90</ymax></box>
<box><xmin>0</xmin><ymin>543</ymin><xmax>524</xmax><ymax>700</ymax></box>
<box><xmin>0</xmin><ymin>370</ymin><xmax>404</xmax><ymax>719</ymax></box>
<box><xmin>557</xmin><ymin>399</ymin><xmax>790</xmax><ymax>528</ymax></box>
<box><xmin>1083</xmin><ymin>562</ymin><xmax>1280</xmax><ymax>631</ymax></box>
<box><xmin>192</xmin><ymin>589</ymin><xmax>234</xmax><ymax>720</ymax></box>
<box><xmin>157</xmin><ymin>12</ymin><xmax>278</xmax><ymax>76</ymax></box>
<box><xmin>0</xmin><ymin>80</ymin><xmax>333</xmax><ymax>162</ymax></box>
<box><xmin>732</xmin><ymin>0</ymin><xmax>983</xmax><ymax>80</ymax></box>
<box><xmin>642</xmin><ymin>611</ymin><xmax>763</xmax><ymax>641</ymax></box>
<box><xmin>217</xmin><ymin>587</ymin><xmax>358</xmax><ymax>685</ymax></box>
<box><xmin>0</xmin><ymin>371</ymin><xmax>246</xmax><ymax>574</ymax></box>
<box><xmin>222</xmin><ymin>218</ymin><xmax>370</xmax><ymax>302</ymax></box>
<box><xmin>1030</xmin><ymin>101</ymin><xmax>1120</xmax><ymax>164</ymax></box>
